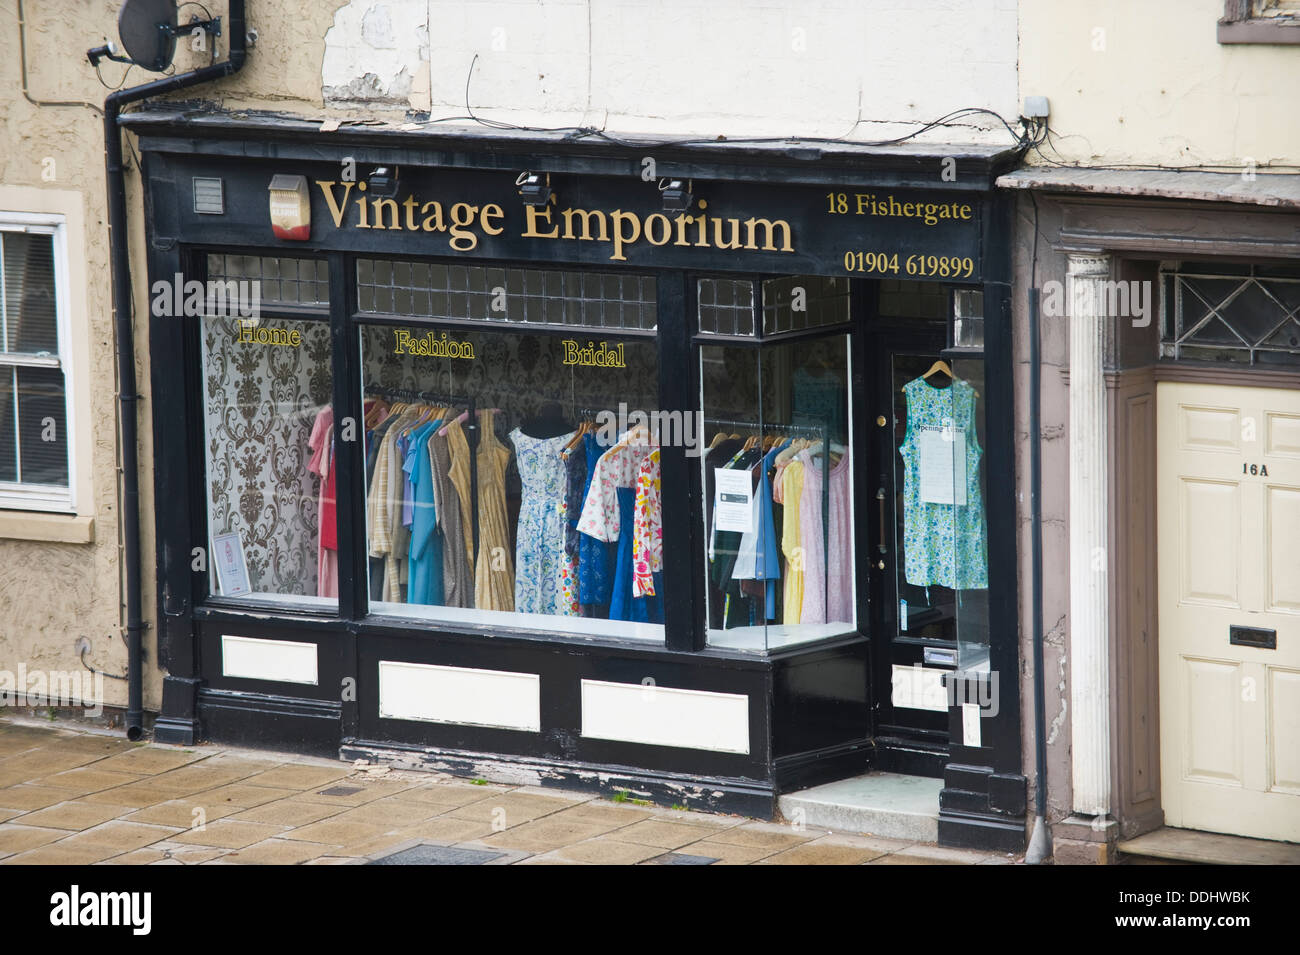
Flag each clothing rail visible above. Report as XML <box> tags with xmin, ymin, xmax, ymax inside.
<box><xmin>365</xmin><ymin>384</ymin><xmax>482</xmax><ymax>566</ymax></box>
<box><xmin>704</xmin><ymin>414</ymin><xmax>835</xmax><ymax>623</ymax></box>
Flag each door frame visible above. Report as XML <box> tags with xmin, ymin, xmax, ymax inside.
<box><xmin>867</xmin><ymin>317</ymin><xmax>954</xmax><ymax>777</ymax></box>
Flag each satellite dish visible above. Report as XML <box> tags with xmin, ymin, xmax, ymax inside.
<box><xmin>117</xmin><ymin>0</ymin><xmax>178</xmax><ymax>73</ymax></box>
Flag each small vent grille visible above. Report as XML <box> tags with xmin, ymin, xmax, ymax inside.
<box><xmin>193</xmin><ymin>177</ymin><xmax>224</xmax><ymax>215</ymax></box>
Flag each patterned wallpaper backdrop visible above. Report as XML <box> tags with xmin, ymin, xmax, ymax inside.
<box><xmin>201</xmin><ymin>315</ymin><xmax>332</xmax><ymax>597</ymax></box>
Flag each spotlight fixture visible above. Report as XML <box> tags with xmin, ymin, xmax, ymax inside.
<box><xmin>366</xmin><ymin>166</ymin><xmax>400</xmax><ymax>198</ymax></box>
<box><xmin>659</xmin><ymin>178</ymin><xmax>693</xmax><ymax>212</ymax></box>
<box><xmin>516</xmin><ymin>171</ymin><xmax>551</xmax><ymax>207</ymax></box>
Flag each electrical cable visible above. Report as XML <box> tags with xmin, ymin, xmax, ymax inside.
<box><xmin>16</xmin><ymin>0</ymin><xmax>105</xmax><ymax>116</ymax></box>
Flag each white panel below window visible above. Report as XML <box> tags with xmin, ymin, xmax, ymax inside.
<box><xmin>378</xmin><ymin>661</ymin><xmax>540</xmax><ymax>732</ymax></box>
<box><xmin>221</xmin><ymin>634</ymin><xmax>319</xmax><ymax>685</ymax></box>
<box><xmin>580</xmin><ymin>679</ymin><xmax>750</xmax><ymax>754</ymax></box>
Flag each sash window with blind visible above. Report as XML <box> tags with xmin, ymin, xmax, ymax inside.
<box><xmin>0</xmin><ymin>216</ymin><xmax>72</xmax><ymax>512</ymax></box>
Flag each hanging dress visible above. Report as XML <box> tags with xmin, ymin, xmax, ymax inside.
<box><xmin>473</xmin><ymin>410</ymin><xmax>515</xmax><ymax>611</ymax></box>
<box><xmin>577</xmin><ymin>432</ymin><xmax>616</xmax><ymax>614</ymax></box>
<box><xmin>307</xmin><ymin>405</ymin><xmax>338</xmax><ymax>599</ymax></box>
<box><xmin>511</xmin><ymin>427</ymin><xmax>579</xmax><ymax>616</ymax></box>
<box><xmin>897</xmin><ymin>378</ymin><xmax>988</xmax><ymax>590</ymax></box>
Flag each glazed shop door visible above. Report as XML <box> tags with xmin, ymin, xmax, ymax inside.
<box><xmin>870</xmin><ymin>328</ymin><xmax>992</xmax><ymax>776</ymax></box>
<box><xmin>1157</xmin><ymin>380</ymin><xmax>1300</xmax><ymax>843</ymax></box>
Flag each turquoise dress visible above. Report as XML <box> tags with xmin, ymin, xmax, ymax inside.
<box><xmin>898</xmin><ymin>378</ymin><xmax>988</xmax><ymax>590</ymax></box>
<box><xmin>406</xmin><ymin>420</ymin><xmax>444</xmax><ymax>605</ymax></box>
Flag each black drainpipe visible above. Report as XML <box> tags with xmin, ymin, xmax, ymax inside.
<box><xmin>99</xmin><ymin>2</ymin><xmax>248</xmax><ymax>740</ymax></box>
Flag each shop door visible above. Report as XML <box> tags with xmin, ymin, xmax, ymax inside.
<box><xmin>869</xmin><ymin>328</ymin><xmax>989</xmax><ymax>775</ymax></box>
<box><xmin>1157</xmin><ymin>380</ymin><xmax>1300</xmax><ymax>843</ymax></box>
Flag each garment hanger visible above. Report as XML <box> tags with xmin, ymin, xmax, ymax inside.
<box><xmin>911</xmin><ymin>359</ymin><xmax>954</xmax><ymax>388</ymax></box>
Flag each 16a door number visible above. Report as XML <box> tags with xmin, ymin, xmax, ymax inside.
<box><xmin>1243</xmin><ymin>462</ymin><xmax>1268</xmax><ymax>476</ymax></box>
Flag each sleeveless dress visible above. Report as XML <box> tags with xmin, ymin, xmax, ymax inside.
<box><xmin>511</xmin><ymin>428</ymin><xmax>579</xmax><ymax>616</ymax></box>
<box><xmin>897</xmin><ymin>377</ymin><xmax>988</xmax><ymax>590</ymax></box>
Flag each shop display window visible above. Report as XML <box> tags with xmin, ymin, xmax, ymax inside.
<box><xmin>889</xmin><ymin>347</ymin><xmax>990</xmax><ymax>672</ymax></box>
<box><xmin>357</xmin><ymin>260</ymin><xmax>665</xmax><ymax>640</ymax></box>
<box><xmin>699</xmin><ymin>277</ymin><xmax>857</xmax><ymax>651</ymax></box>
<box><xmin>200</xmin><ymin>312</ymin><xmax>336</xmax><ymax>608</ymax></box>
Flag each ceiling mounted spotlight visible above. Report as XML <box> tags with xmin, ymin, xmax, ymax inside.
<box><xmin>366</xmin><ymin>166</ymin><xmax>400</xmax><ymax>198</ymax></box>
<box><xmin>516</xmin><ymin>171</ymin><xmax>551</xmax><ymax>207</ymax></box>
<box><xmin>659</xmin><ymin>178</ymin><xmax>694</xmax><ymax>212</ymax></box>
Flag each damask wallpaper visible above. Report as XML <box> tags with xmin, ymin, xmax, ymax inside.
<box><xmin>201</xmin><ymin>315</ymin><xmax>332</xmax><ymax>598</ymax></box>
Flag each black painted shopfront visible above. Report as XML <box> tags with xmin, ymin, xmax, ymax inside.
<box><xmin>127</xmin><ymin>110</ymin><xmax>1026</xmax><ymax>851</ymax></box>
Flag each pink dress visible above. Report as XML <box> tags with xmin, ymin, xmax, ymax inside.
<box><xmin>797</xmin><ymin>448</ymin><xmax>852</xmax><ymax>625</ymax></box>
<box><xmin>307</xmin><ymin>407</ymin><xmax>339</xmax><ymax>599</ymax></box>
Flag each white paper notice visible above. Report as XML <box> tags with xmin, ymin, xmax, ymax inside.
<box><xmin>213</xmin><ymin>532</ymin><xmax>251</xmax><ymax>596</ymax></box>
<box><xmin>714</xmin><ymin>468</ymin><xmax>754</xmax><ymax>533</ymax></box>
<box><xmin>917</xmin><ymin>426</ymin><xmax>967</xmax><ymax>506</ymax></box>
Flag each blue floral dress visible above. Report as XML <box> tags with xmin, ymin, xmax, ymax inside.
<box><xmin>898</xmin><ymin>378</ymin><xmax>988</xmax><ymax>590</ymax></box>
<box><xmin>511</xmin><ymin>428</ymin><xmax>579</xmax><ymax>616</ymax></box>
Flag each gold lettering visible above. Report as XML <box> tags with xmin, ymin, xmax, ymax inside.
<box><xmin>403</xmin><ymin>195</ymin><xmax>419</xmax><ymax>231</ymax></box>
<box><xmin>372</xmin><ymin>197</ymin><xmax>400</xmax><ymax>231</ymax></box>
<box><xmin>711</xmin><ymin>217</ymin><xmax>743</xmax><ymax>250</ymax></box>
<box><xmin>315</xmin><ymin>181</ymin><xmax>354</xmax><ymax>228</ymax></box>
<box><xmin>959</xmin><ymin>204</ymin><xmax>973</xmax><ymax>220</ymax></box>
<box><xmin>644</xmin><ymin>213</ymin><xmax>671</xmax><ymax>246</ymax></box>
<box><xmin>673</xmin><ymin>213</ymin><xmax>693</xmax><ymax>247</ymax></box>
<box><xmin>743</xmin><ymin>217</ymin><xmax>793</xmax><ymax>252</ymax></box>
<box><xmin>522</xmin><ymin>203</ymin><xmax>559</xmax><ymax>239</ymax></box>
<box><xmin>562</xmin><ymin>207</ymin><xmax>609</xmax><ymax>242</ymax></box>
<box><xmin>610</xmin><ymin>210</ymin><xmax>641</xmax><ymax>261</ymax></box>
<box><xmin>420</xmin><ymin>201</ymin><xmax>445</xmax><ymax>232</ymax></box>
<box><xmin>480</xmin><ymin>203</ymin><xmax>505</xmax><ymax>236</ymax></box>
<box><xmin>449</xmin><ymin>202</ymin><xmax>480</xmax><ymax>251</ymax></box>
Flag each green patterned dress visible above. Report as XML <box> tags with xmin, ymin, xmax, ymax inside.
<box><xmin>897</xmin><ymin>377</ymin><xmax>988</xmax><ymax>590</ymax></box>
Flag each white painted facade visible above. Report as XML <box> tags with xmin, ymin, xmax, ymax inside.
<box><xmin>323</xmin><ymin>0</ymin><xmax>1020</xmax><ymax>143</ymax></box>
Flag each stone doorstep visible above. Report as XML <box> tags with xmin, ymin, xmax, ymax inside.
<box><xmin>776</xmin><ymin>772</ymin><xmax>943</xmax><ymax>843</ymax></box>
<box><xmin>1118</xmin><ymin>827</ymin><xmax>1300</xmax><ymax>866</ymax></box>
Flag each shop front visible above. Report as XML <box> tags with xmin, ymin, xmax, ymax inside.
<box><xmin>129</xmin><ymin>111</ymin><xmax>1025</xmax><ymax>851</ymax></box>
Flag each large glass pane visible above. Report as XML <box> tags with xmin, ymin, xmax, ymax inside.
<box><xmin>701</xmin><ymin>333</ymin><xmax>855</xmax><ymax>651</ymax></box>
<box><xmin>360</xmin><ymin>316</ymin><xmax>665</xmax><ymax>641</ymax></box>
<box><xmin>2</xmin><ymin>232</ymin><xmax>59</xmax><ymax>354</ymax></box>
<box><xmin>200</xmin><ymin>314</ymin><xmax>336</xmax><ymax>608</ymax></box>
<box><xmin>15</xmin><ymin>366</ymin><xmax>68</xmax><ymax>486</ymax></box>
<box><xmin>890</xmin><ymin>355</ymin><xmax>989</xmax><ymax>666</ymax></box>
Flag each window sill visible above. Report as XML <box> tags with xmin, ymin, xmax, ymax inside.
<box><xmin>1218</xmin><ymin>19</ymin><xmax>1300</xmax><ymax>43</ymax></box>
<box><xmin>0</xmin><ymin>511</ymin><xmax>94</xmax><ymax>544</ymax></box>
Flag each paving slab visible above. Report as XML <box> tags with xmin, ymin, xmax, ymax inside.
<box><xmin>13</xmin><ymin>800</ymin><xmax>137</xmax><ymax>831</ymax></box>
<box><xmin>475</xmin><ymin>817</ymin><xmax>615</xmax><ymax>852</ymax></box>
<box><xmin>0</xmin><ymin>824</ymin><xmax>70</xmax><ymax>854</ymax></box>
<box><xmin>0</xmin><ymin>785</ymin><xmax>86</xmax><ymax>812</ymax></box>
<box><xmin>124</xmin><ymin>798</ymin><xmax>244</xmax><ymax>829</ymax></box>
<box><xmin>59</xmin><ymin>820</ymin><xmax>180</xmax><ymax>853</ymax></box>
<box><xmin>167</xmin><ymin>819</ymin><xmax>284</xmax><ymax>849</ymax></box>
<box><xmin>553</xmin><ymin>838</ymin><xmax>667</xmax><ymax>865</ymax></box>
<box><xmin>224</xmin><ymin>839</ymin><xmax>333</xmax><ymax>865</ymax></box>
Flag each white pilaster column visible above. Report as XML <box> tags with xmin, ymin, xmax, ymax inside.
<box><xmin>1067</xmin><ymin>251</ymin><xmax>1112</xmax><ymax>817</ymax></box>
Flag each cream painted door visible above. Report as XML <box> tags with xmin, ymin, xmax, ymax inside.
<box><xmin>1157</xmin><ymin>381</ymin><xmax>1300</xmax><ymax>843</ymax></box>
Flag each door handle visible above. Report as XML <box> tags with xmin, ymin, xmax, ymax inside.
<box><xmin>877</xmin><ymin>486</ymin><xmax>887</xmax><ymax>555</ymax></box>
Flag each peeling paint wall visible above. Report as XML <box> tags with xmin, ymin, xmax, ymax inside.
<box><xmin>1021</xmin><ymin>0</ymin><xmax>1300</xmax><ymax>167</ymax></box>
<box><xmin>323</xmin><ymin>0</ymin><xmax>1020</xmax><ymax>143</ymax></box>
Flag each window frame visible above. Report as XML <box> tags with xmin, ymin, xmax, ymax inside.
<box><xmin>1219</xmin><ymin>0</ymin><xmax>1300</xmax><ymax>43</ymax></box>
<box><xmin>0</xmin><ymin>213</ymin><xmax>75</xmax><ymax>514</ymax></box>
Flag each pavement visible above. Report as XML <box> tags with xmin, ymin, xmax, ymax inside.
<box><xmin>0</xmin><ymin>717</ymin><xmax>1015</xmax><ymax>865</ymax></box>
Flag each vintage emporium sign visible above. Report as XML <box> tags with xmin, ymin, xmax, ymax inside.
<box><xmin>178</xmin><ymin>161</ymin><xmax>985</xmax><ymax>280</ymax></box>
